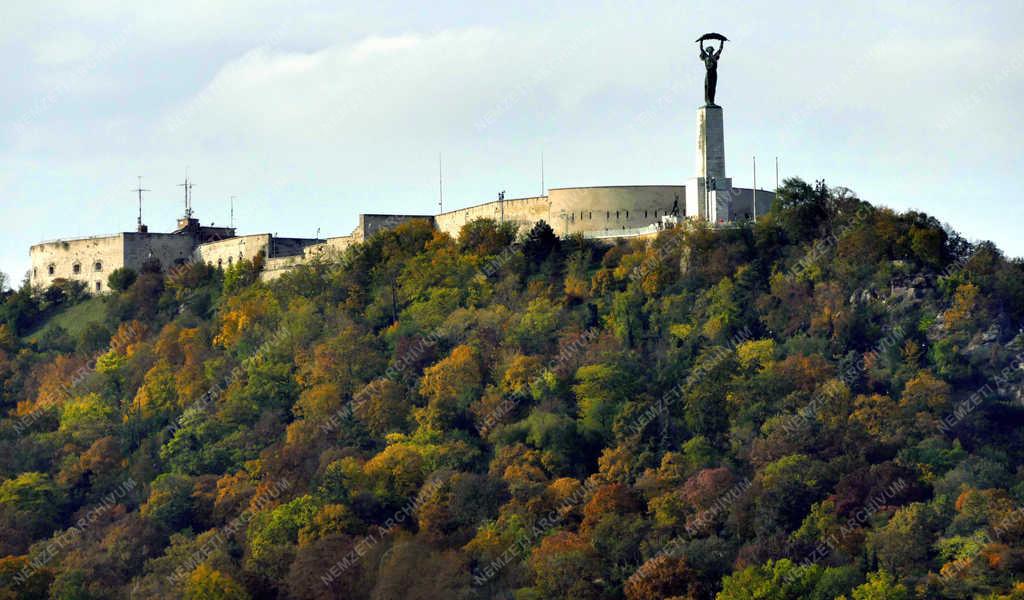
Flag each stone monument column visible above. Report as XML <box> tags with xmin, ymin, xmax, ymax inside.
<box><xmin>687</xmin><ymin>33</ymin><xmax>733</xmax><ymax>223</ymax></box>
<box><xmin>696</xmin><ymin>105</ymin><xmax>726</xmax><ymax>181</ymax></box>
<box><xmin>687</xmin><ymin>105</ymin><xmax>732</xmax><ymax>222</ymax></box>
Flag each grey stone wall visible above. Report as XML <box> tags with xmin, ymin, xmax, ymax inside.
<box><xmin>30</xmin><ymin>234</ymin><xmax>126</xmax><ymax>293</ymax></box>
<box><xmin>434</xmin><ymin>196</ymin><xmax>550</xmax><ymax>238</ymax></box>
<box><xmin>123</xmin><ymin>233</ymin><xmax>195</xmax><ymax>272</ymax></box>
<box><xmin>194</xmin><ymin>234</ymin><xmax>271</xmax><ymax>268</ymax></box>
<box><xmin>357</xmin><ymin>215</ymin><xmax>435</xmax><ymax>240</ymax></box>
<box><xmin>725</xmin><ymin>187</ymin><xmax>775</xmax><ymax>221</ymax></box>
<box><xmin>549</xmin><ymin>186</ymin><xmax>686</xmax><ymax>236</ymax></box>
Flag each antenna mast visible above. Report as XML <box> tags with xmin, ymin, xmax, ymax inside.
<box><xmin>178</xmin><ymin>173</ymin><xmax>195</xmax><ymax>219</ymax></box>
<box><xmin>230</xmin><ymin>196</ymin><xmax>236</xmax><ymax>229</ymax></box>
<box><xmin>132</xmin><ymin>176</ymin><xmax>150</xmax><ymax>232</ymax></box>
<box><xmin>541</xmin><ymin>151</ymin><xmax>545</xmax><ymax>197</ymax></box>
<box><xmin>438</xmin><ymin>153</ymin><xmax>443</xmax><ymax>213</ymax></box>
<box><xmin>752</xmin><ymin>156</ymin><xmax>757</xmax><ymax>220</ymax></box>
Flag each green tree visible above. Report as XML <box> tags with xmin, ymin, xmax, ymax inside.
<box><xmin>185</xmin><ymin>564</ymin><xmax>250</xmax><ymax>600</ymax></box>
<box><xmin>141</xmin><ymin>473</ymin><xmax>195</xmax><ymax>531</ymax></box>
<box><xmin>107</xmin><ymin>267</ymin><xmax>137</xmax><ymax>292</ymax></box>
<box><xmin>847</xmin><ymin>570</ymin><xmax>910</xmax><ymax>600</ymax></box>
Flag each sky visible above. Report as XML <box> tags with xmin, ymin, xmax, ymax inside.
<box><xmin>2</xmin><ymin>0</ymin><xmax>1023</xmax><ymax>285</ymax></box>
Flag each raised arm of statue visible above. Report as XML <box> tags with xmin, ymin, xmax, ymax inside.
<box><xmin>714</xmin><ymin>40</ymin><xmax>724</xmax><ymax>58</ymax></box>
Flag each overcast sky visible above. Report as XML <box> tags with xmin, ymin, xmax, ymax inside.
<box><xmin>2</xmin><ymin>0</ymin><xmax>1022</xmax><ymax>285</ymax></box>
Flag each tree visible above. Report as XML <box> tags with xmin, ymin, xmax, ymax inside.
<box><xmin>185</xmin><ymin>564</ymin><xmax>250</xmax><ymax>600</ymax></box>
<box><xmin>286</xmin><ymin>534</ymin><xmax>367</xmax><ymax>600</ymax></box>
<box><xmin>372</xmin><ymin>539</ymin><xmax>472</xmax><ymax>600</ymax></box>
<box><xmin>416</xmin><ymin>344</ymin><xmax>483</xmax><ymax>431</ymax></box>
<box><xmin>573</xmin><ymin>363</ymin><xmax>633</xmax><ymax>442</ymax></box>
<box><xmin>223</xmin><ymin>255</ymin><xmax>264</xmax><ymax>294</ymax></box>
<box><xmin>107</xmin><ymin>267</ymin><xmax>137</xmax><ymax>292</ymax></box>
<box><xmin>0</xmin><ymin>472</ymin><xmax>65</xmax><ymax>542</ymax></box>
<box><xmin>718</xmin><ymin>559</ymin><xmax>858</xmax><ymax>600</ymax></box>
<box><xmin>522</xmin><ymin>220</ymin><xmax>560</xmax><ymax>266</ymax></box>
<box><xmin>141</xmin><ymin>473</ymin><xmax>195</xmax><ymax>531</ymax></box>
<box><xmin>458</xmin><ymin>218</ymin><xmax>517</xmax><ymax>256</ymax></box>
<box><xmin>847</xmin><ymin>570</ymin><xmax>910</xmax><ymax>600</ymax></box>
<box><xmin>528</xmin><ymin>531</ymin><xmax>602</xmax><ymax>600</ymax></box>
<box><xmin>867</xmin><ymin>502</ymin><xmax>943</xmax><ymax>577</ymax></box>
<box><xmin>59</xmin><ymin>393</ymin><xmax>117</xmax><ymax>446</ymax></box>
<box><xmin>752</xmin><ymin>454</ymin><xmax>831</xmax><ymax>536</ymax></box>
<box><xmin>624</xmin><ymin>555</ymin><xmax>703</xmax><ymax>600</ymax></box>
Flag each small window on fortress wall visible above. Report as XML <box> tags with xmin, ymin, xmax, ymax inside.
<box><xmin>95</xmin><ymin>282</ymin><xmax>101</xmax><ymax>292</ymax></box>
<box><xmin>47</xmin><ymin>264</ymin><xmax>55</xmax><ymax>275</ymax></box>
<box><xmin>72</xmin><ymin>263</ymin><xmax>81</xmax><ymax>274</ymax></box>
<box><xmin>606</xmin><ymin>211</ymin><xmax>609</xmax><ymax>220</ymax></box>
<box><xmin>94</xmin><ymin>261</ymin><xmax>103</xmax><ymax>272</ymax></box>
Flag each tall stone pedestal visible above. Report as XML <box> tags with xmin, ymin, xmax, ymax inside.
<box><xmin>686</xmin><ymin>176</ymin><xmax>732</xmax><ymax>223</ymax></box>
<box><xmin>686</xmin><ymin>104</ymin><xmax>732</xmax><ymax>223</ymax></box>
<box><xmin>695</xmin><ymin>105</ymin><xmax>726</xmax><ymax>180</ymax></box>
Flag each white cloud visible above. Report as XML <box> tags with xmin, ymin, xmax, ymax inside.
<box><xmin>350</xmin><ymin>34</ymin><xmax>423</xmax><ymax>61</ymax></box>
<box><xmin>31</xmin><ymin>33</ymin><xmax>100</xmax><ymax>66</ymax></box>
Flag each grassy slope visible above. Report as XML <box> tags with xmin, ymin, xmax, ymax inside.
<box><xmin>22</xmin><ymin>297</ymin><xmax>107</xmax><ymax>343</ymax></box>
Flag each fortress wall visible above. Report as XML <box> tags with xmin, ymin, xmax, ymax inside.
<box><xmin>123</xmin><ymin>233</ymin><xmax>196</xmax><ymax>274</ymax></box>
<box><xmin>304</xmin><ymin>235</ymin><xmax>357</xmax><ymax>259</ymax></box>
<box><xmin>194</xmin><ymin>234</ymin><xmax>271</xmax><ymax>268</ymax></box>
<box><xmin>549</xmin><ymin>186</ymin><xmax>686</xmax><ymax>236</ymax></box>
<box><xmin>268</xmin><ymin>237</ymin><xmax>323</xmax><ymax>258</ymax></box>
<box><xmin>30</xmin><ymin>234</ymin><xmax>126</xmax><ymax>293</ymax></box>
<box><xmin>358</xmin><ymin>215</ymin><xmax>435</xmax><ymax>241</ymax></box>
<box><xmin>433</xmin><ymin>196</ymin><xmax>551</xmax><ymax>238</ymax></box>
<box><xmin>261</xmin><ymin>255</ymin><xmax>308</xmax><ymax>282</ymax></box>
<box><xmin>724</xmin><ymin>188</ymin><xmax>774</xmax><ymax>221</ymax></box>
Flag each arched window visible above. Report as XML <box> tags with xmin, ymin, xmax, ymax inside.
<box><xmin>95</xmin><ymin>281</ymin><xmax>101</xmax><ymax>292</ymax></box>
<box><xmin>606</xmin><ymin>211</ymin><xmax>610</xmax><ymax>220</ymax></box>
<box><xmin>217</xmin><ymin>259</ymin><xmax>223</xmax><ymax>268</ymax></box>
<box><xmin>47</xmin><ymin>264</ymin><xmax>55</xmax><ymax>275</ymax></box>
<box><xmin>228</xmin><ymin>257</ymin><xmax>234</xmax><ymax>266</ymax></box>
<box><xmin>72</xmin><ymin>262</ymin><xmax>81</xmax><ymax>274</ymax></box>
<box><xmin>94</xmin><ymin>261</ymin><xmax>103</xmax><ymax>272</ymax></box>
<box><xmin>645</xmin><ymin>210</ymin><xmax>648</xmax><ymax>218</ymax></box>
<box><xmin>33</xmin><ymin>267</ymin><xmax>38</xmax><ymax>278</ymax></box>
<box><xmin>625</xmin><ymin>210</ymin><xmax>629</xmax><ymax>219</ymax></box>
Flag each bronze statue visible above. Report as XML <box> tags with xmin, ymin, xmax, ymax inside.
<box><xmin>696</xmin><ymin>33</ymin><xmax>728</xmax><ymax>106</ymax></box>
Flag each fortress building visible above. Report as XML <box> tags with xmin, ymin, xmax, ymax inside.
<box><xmin>30</xmin><ymin>36</ymin><xmax>773</xmax><ymax>291</ymax></box>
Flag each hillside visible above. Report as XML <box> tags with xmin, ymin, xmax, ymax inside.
<box><xmin>2</xmin><ymin>178</ymin><xmax>1024</xmax><ymax>600</ymax></box>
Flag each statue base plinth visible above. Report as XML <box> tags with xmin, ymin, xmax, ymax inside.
<box><xmin>695</xmin><ymin>105</ymin><xmax>726</xmax><ymax>181</ymax></box>
<box><xmin>686</xmin><ymin>176</ymin><xmax>732</xmax><ymax>223</ymax></box>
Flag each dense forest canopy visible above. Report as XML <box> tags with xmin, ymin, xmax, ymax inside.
<box><xmin>2</xmin><ymin>178</ymin><xmax>1024</xmax><ymax>599</ymax></box>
